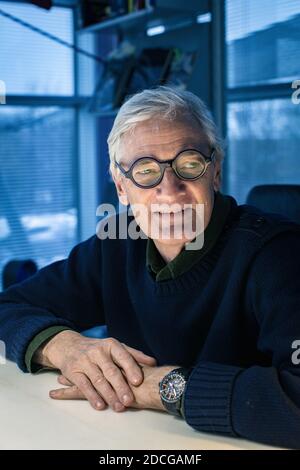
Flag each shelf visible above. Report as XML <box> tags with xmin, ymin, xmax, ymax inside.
<box><xmin>79</xmin><ymin>8</ymin><xmax>154</xmax><ymax>34</ymax></box>
<box><xmin>78</xmin><ymin>0</ymin><xmax>208</xmax><ymax>34</ymax></box>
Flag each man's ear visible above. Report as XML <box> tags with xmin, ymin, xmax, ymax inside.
<box><xmin>111</xmin><ymin>171</ymin><xmax>129</xmax><ymax>206</ymax></box>
<box><xmin>212</xmin><ymin>160</ymin><xmax>222</xmax><ymax>192</ymax></box>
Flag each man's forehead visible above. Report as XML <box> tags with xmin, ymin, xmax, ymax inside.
<box><xmin>120</xmin><ymin>117</ymin><xmax>207</xmax><ymax>153</ymax></box>
<box><xmin>128</xmin><ymin>116</ymin><xmax>201</xmax><ymax>134</ymax></box>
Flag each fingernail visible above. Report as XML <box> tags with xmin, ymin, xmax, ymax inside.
<box><xmin>122</xmin><ymin>394</ymin><xmax>131</xmax><ymax>405</ymax></box>
<box><xmin>115</xmin><ymin>402</ymin><xmax>124</xmax><ymax>412</ymax></box>
<box><xmin>95</xmin><ymin>401</ymin><xmax>103</xmax><ymax>410</ymax></box>
<box><xmin>50</xmin><ymin>390</ymin><xmax>58</xmax><ymax>397</ymax></box>
<box><xmin>132</xmin><ymin>376</ymin><xmax>141</xmax><ymax>384</ymax></box>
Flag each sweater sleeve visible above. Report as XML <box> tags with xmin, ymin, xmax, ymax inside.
<box><xmin>0</xmin><ymin>235</ymin><xmax>104</xmax><ymax>372</ymax></box>
<box><xmin>183</xmin><ymin>230</ymin><xmax>300</xmax><ymax>449</ymax></box>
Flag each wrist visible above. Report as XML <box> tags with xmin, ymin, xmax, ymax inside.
<box><xmin>152</xmin><ymin>366</ymin><xmax>178</xmax><ymax>411</ymax></box>
<box><xmin>42</xmin><ymin>330</ymin><xmax>79</xmax><ymax>369</ymax></box>
<box><xmin>132</xmin><ymin>365</ymin><xmax>175</xmax><ymax>411</ymax></box>
<box><xmin>159</xmin><ymin>367</ymin><xmax>192</xmax><ymax>417</ymax></box>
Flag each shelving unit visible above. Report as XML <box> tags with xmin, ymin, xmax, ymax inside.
<box><xmin>77</xmin><ymin>0</ymin><xmax>206</xmax><ymax>35</ymax></box>
<box><xmin>78</xmin><ymin>7</ymin><xmax>155</xmax><ymax>34</ymax></box>
<box><xmin>78</xmin><ymin>1</ymin><xmax>213</xmax><ymax>117</ymax></box>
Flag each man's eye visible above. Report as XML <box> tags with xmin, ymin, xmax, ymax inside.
<box><xmin>137</xmin><ymin>168</ymin><xmax>157</xmax><ymax>174</ymax></box>
<box><xmin>181</xmin><ymin>161</ymin><xmax>199</xmax><ymax>169</ymax></box>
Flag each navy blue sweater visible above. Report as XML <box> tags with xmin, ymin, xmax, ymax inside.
<box><xmin>1</xmin><ymin>198</ymin><xmax>300</xmax><ymax>448</ymax></box>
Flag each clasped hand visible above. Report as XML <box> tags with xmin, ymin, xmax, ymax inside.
<box><xmin>44</xmin><ymin>331</ymin><xmax>176</xmax><ymax>412</ymax></box>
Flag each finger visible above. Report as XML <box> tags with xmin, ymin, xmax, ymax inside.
<box><xmin>94</xmin><ymin>357</ymin><xmax>136</xmax><ymax>407</ymax></box>
<box><xmin>84</xmin><ymin>362</ymin><xmax>127</xmax><ymax>412</ymax></box>
<box><xmin>67</xmin><ymin>372</ymin><xmax>107</xmax><ymax>411</ymax></box>
<box><xmin>57</xmin><ymin>375</ymin><xmax>73</xmax><ymax>386</ymax></box>
<box><xmin>123</xmin><ymin>345</ymin><xmax>157</xmax><ymax>366</ymax></box>
<box><xmin>109</xmin><ymin>341</ymin><xmax>146</xmax><ymax>386</ymax></box>
<box><xmin>50</xmin><ymin>385</ymin><xmax>106</xmax><ymax>410</ymax></box>
<box><xmin>50</xmin><ymin>386</ymin><xmax>86</xmax><ymax>400</ymax></box>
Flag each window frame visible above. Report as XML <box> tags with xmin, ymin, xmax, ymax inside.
<box><xmin>223</xmin><ymin>0</ymin><xmax>299</xmax><ymax>196</ymax></box>
<box><xmin>1</xmin><ymin>0</ymin><xmax>98</xmax><ymax>242</ymax></box>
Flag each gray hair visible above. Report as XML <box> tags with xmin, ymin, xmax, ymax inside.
<box><xmin>107</xmin><ymin>85</ymin><xmax>224</xmax><ymax>176</ymax></box>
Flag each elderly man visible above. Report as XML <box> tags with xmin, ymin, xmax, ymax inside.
<box><xmin>1</xmin><ymin>86</ymin><xmax>300</xmax><ymax>448</ymax></box>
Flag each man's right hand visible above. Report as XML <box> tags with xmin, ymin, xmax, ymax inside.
<box><xmin>37</xmin><ymin>330</ymin><xmax>157</xmax><ymax>412</ymax></box>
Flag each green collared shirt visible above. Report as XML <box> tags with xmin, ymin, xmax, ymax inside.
<box><xmin>146</xmin><ymin>191</ymin><xmax>232</xmax><ymax>281</ymax></box>
<box><xmin>25</xmin><ymin>325</ymin><xmax>72</xmax><ymax>373</ymax></box>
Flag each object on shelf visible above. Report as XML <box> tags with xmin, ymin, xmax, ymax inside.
<box><xmin>167</xmin><ymin>48</ymin><xmax>198</xmax><ymax>90</ymax></box>
<box><xmin>88</xmin><ymin>42</ymin><xmax>173</xmax><ymax>113</ymax></box>
<box><xmin>121</xmin><ymin>47</ymin><xmax>174</xmax><ymax>103</ymax></box>
<box><xmin>79</xmin><ymin>0</ymin><xmax>156</xmax><ymax>29</ymax></box>
<box><xmin>88</xmin><ymin>42</ymin><xmax>198</xmax><ymax>114</ymax></box>
<box><xmin>87</xmin><ymin>40</ymin><xmax>136</xmax><ymax>113</ymax></box>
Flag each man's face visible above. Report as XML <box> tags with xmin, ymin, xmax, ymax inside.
<box><xmin>112</xmin><ymin>116</ymin><xmax>221</xmax><ymax>248</ymax></box>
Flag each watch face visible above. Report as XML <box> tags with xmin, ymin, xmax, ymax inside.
<box><xmin>159</xmin><ymin>371</ymin><xmax>186</xmax><ymax>404</ymax></box>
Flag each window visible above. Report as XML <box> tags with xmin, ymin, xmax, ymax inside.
<box><xmin>227</xmin><ymin>99</ymin><xmax>300</xmax><ymax>203</ymax></box>
<box><xmin>0</xmin><ymin>1</ymin><xmax>74</xmax><ymax>95</ymax></box>
<box><xmin>0</xmin><ymin>106</ymin><xmax>77</xmax><ymax>272</ymax></box>
<box><xmin>0</xmin><ymin>2</ymin><xmax>78</xmax><ymax>290</ymax></box>
<box><xmin>226</xmin><ymin>0</ymin><xmax>300</xmax><ymax>203</ymax></box>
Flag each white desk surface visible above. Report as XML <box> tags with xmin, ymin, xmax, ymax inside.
<box><xmin>0</xmin><ymin>360</ymin><xmax>277</xmax><ymax>450</ymax></box>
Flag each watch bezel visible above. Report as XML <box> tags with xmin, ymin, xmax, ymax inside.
<box><xmin>159</xmin><ymin>370</ymin><xmax>187</xmax><ymax>404</ymax></box>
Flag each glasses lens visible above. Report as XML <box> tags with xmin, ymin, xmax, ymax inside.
<box><xmin>175</xmin><ymin>150</ymin><xmax>206</xmax><ymax>179</ymax></box>
<box><xmin>132</xmin><ymin>158</ymin><xmax>162</xmax><ymax>187</ymax></box>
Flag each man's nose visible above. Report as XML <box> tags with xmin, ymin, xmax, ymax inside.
<box><xmin>155</xmin><ymin>167</ymin><xmax>186</xmax><ymax>198</ymax></box>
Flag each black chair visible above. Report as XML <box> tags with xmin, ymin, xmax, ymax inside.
<box><xmin>246</xmin><ymin>185</ymin><xmax>300</xmax><ymax>224</ymax></box>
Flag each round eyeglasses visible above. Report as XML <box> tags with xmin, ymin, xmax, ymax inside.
<box><xmin>114</xmin><ymin>148</ymin><xmax>215</xmax><ymax>189</ymax></box>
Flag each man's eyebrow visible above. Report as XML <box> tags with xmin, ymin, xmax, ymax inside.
<box><xmin>178</xmin><ymin>142</ymin><xmax>207</xmax><ymax>152</ymax></box>
<box><xmin>129</xmin><ymin>142</ymin><xmax>208</xmax><ymax>160</ymax></box>
<box><xmin>120</xmin><ymin>141</ymin><xmax>210</xmax><ymax>168</ymax></box>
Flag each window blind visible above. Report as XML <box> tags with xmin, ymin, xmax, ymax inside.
<box><xmin>0</xmin><ymin>106</ymin><xmax>78</xmax><ymax>290</ymax></box>
<box><xmin>227</xmin><ymin>0</ymin><xmax>300</xmax><ymax>87</ymax></box>
<box><xmin>226</xmin><ymin>0</ymin><xmax>300</xmax><ymax>203</ymax></box>
<box><xmin>0</xmin><ymin>2</ymin><xmax>78</xmax><ymax>291</ymax></box>
<box><xmin>0</xmin><ymin>1</ymin><xmax>74</xmax><ymax>95</ymax></box>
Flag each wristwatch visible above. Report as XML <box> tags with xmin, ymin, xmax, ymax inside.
<box><xmin>159</xmin><ymin>367</ymin><xmax>191</xmax><ymax>417</ymax></box>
